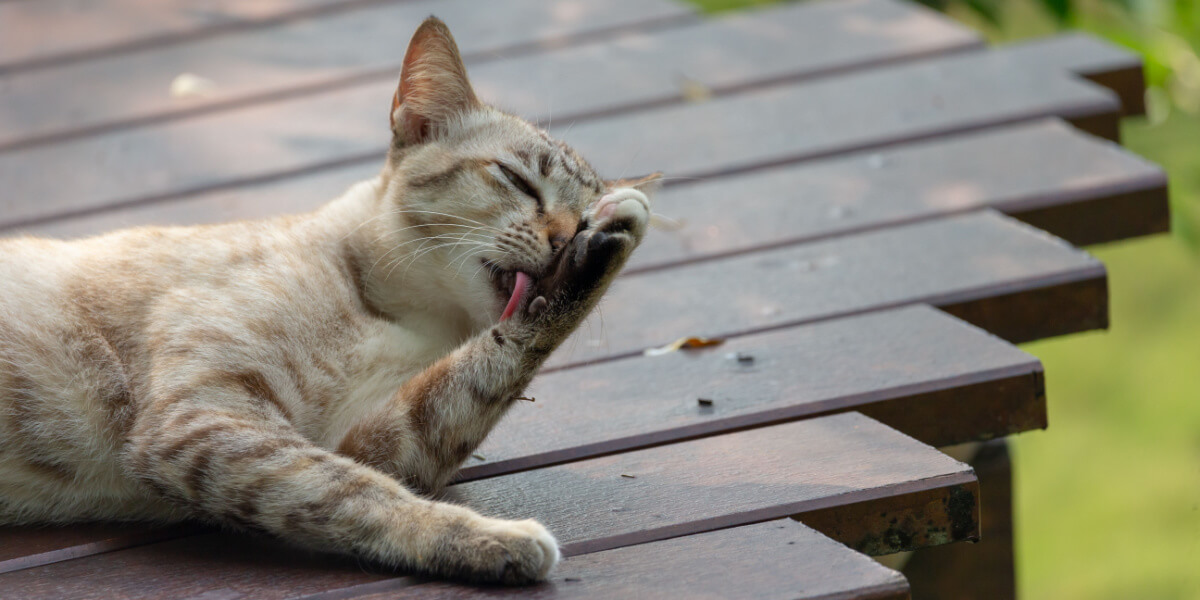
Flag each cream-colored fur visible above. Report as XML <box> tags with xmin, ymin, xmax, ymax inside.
<box><xmin>0</xmin><ymin>18</ymin><xmax>658</xmax><ymax>584</ymax></box>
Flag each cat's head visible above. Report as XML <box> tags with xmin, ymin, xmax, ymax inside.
<box><xmin>373</xmin><ymin>17</ymin><xmax>659</xmax><ymax>327</ymax></box>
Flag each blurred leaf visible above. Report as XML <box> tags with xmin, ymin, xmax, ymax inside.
<box><xmin>963</xmin><ymin>0</ymin><xmax>1002</xmax><ymax>24</ymax></box>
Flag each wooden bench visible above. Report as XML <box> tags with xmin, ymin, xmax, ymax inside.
<box><xmin>0</xmin><ymin>0</ymin><xmax>1167</xmax><ymax>597</ymax></box>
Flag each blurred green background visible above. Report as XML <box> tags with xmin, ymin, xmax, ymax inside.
<box><xmin>682</xmin><ymin>0</ymin><xmax>1200</xmax><ymax>597</ymax></box>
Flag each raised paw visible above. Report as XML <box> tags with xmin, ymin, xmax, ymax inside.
<box><xmin>587</xmin><ymin>188</ymin><xmax>651</xmax><ymax>238</ymax></box>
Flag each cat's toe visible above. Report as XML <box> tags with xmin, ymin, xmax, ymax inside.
<box><xmin>590</xmin><ymin>190</ymin><xmax>650</xmax><ymax>237</ymax></box>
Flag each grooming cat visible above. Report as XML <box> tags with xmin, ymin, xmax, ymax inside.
<box><xmin>0</xmin><ymin>17</ymin><xmax>658</xmax><ymax>584</ymax></box>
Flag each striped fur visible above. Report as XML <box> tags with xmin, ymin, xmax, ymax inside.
<box><xmin>0</xmin><ymin>17</ymin><xmax>658</xmax><ymax>584</ymax></box>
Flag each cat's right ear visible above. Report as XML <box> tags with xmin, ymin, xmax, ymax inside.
<box><xmin>391</xmin><ymin>17</ymin><xmax>480</xmax><ymax>145</ymax></box>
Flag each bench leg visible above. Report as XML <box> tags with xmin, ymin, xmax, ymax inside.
<box><xmin>901</xmin><ymin>439</ymin><xmax>1016</xmax><ymax>599</ymax></box>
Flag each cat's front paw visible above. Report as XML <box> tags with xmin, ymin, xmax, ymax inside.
<box><xmin>453</xmin><ymin>517</ymin><xmax>561</xmax><ymax>584</ymax></box>
<box><xmin>527</xmin><ymin>189</ymin><xmax>649</xmax><ymax>315</ymax></box>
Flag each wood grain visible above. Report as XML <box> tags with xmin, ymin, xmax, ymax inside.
<box><xmin>327</xmin><ymin>521</ymin><xmax>910</xmax><ymax>600</ymax></box>
<box><xmin>461</xmin><ymin>305</ymin><xmax>1040</xmax><ymax>481</ymax></box>
<box><xmin>0</xmin><ymin>0</ymin><xmax>695</xmax><ymax>151</ymax></box>
<box><xmin>0</xmin><ymin>33</ymin><xmax>1118</xmax><ymax>232</ymax></box>
<box><xmin>540</xmin><ymin>211</ymin><xmax>1103</xmax><ymax>372</ymax></box>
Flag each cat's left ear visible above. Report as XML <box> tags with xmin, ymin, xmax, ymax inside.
<box><xmin>391</xmin><ymin>17</ymin><xmax>480</xmax><ymax>145</ymax></box>
<box><xmin>606</xmin><ymin>172</ymin><xmax>663</xmax><ymax>199</ymax></box>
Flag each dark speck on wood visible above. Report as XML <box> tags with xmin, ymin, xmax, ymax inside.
<box><xmin>698</xmin><ymin>398</ymin><xmax>714</xmax><ymax>406</ymax></box>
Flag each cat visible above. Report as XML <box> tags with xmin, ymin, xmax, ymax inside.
<box><xmin>0</xmin><ymin>17</ymin><xmax>658</xmax><ymax>584</ymax></box>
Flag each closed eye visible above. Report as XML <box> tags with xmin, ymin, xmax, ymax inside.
<box><xmin>497</xmin><ymin>163</ymin><xmax>542</xmax><ymax>208</ymax></box>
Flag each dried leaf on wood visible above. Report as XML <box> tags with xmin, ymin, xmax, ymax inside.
<box><xmin>643</xmin><ymin>336</ymin><xmax>724</xmax><ymax>357</ymax></box>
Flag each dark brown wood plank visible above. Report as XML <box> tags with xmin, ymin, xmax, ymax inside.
<box><xmin>0</xmin><ymin>0</ymin><xmax>696</xmax><ymax>151</ymax></box>
<box><xmin>540</xmin><ymin>210</ymin><xmax>1103</xmax><ymax>374</ymax></box>
<box><xmin>0</xmin><ymin>0</ymin><xmax>976</xmax><ymax>152</ymax></box>
<box><xmin>623</xmin><ymin>118</ymin><xmax>1164</xmax><ymax>270</ymax></box>
<box><xmin>329</xmin><ymin>521</ymin><xmax>910</xmax><ymax>600</ymax></box>
<box><xmin>0</xmin><ymin>522</ymin><xmax>198</xmax><ymax>575</ymax></box>
<box><xmin>461</xmin><ymin>305</ymin><xmax>1041</xmax><ymax>481</ymax></box>
<box><xmin>23</xmin><ymin>119</ymin><xmax>1166</xmax><ymax>257</ymax></box>
<box><xmin>0</xmin><ymin>530</ymin><xmax>393</xmax><ymax>599</ymax></box>
<box><xmin>451</xmin><ymin>413</ymin><xmax>979</xmax><ymax>557</ymax></box>
<box><xmin>0</xmin><ymin>0</ymin><xmax>359</xmax><ymax>73</ymax></box>
<box><xmin>1002</xmin><ymin>33</ymin><xmax>1147</xmax><ymax>116</ymax></box>
<box><xmin>0</xmin><ymin>35</ymin><xmax>1118</xmax><ymax>232</ymax></box>
<box><xmin>0</xmin><ymin>414</ymin><xmax>966</xmax><ymax>598</ymax></box>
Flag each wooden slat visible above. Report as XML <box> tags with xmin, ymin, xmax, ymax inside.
<box><xmin>540</xmin><ymin>210</ymin><xmax>1103</xmax><ymax>374</ymax></box>
<box><xmin>0</xmin><ymin>414</ymin><xmax>973</xmax><ymax>598</ymax></box>
<box><xmin>0</xmin><ymin>523</ymin><xmax>198</xmax><ymax>575</ymax></box>
<box><xmin>320</xmin><ymin>521</ymin><xmax>910</xmax><ymax>600</ymax></box>
<box><xmin>0</xmin><ymin>0</ymin><xmax>696</xmax><ymax>151</ymax></box>
<box><xmin>23</xmin><ymin>119</ymin><xmax>1167</xmax><ymax>255</ymax></box>
<box><xmin>452</xmin><ymin>413</ymin><xmax>979</xmax><ymax>556</ymax></box>
<box><xmin>0</xmin><ymin>29</ymin><xmax>1117</xmax><ymax>232</ymax></box>
<box><xmin>0</xmin><ymin>0</ymin><xmax>976</xmax><ymax>152</ymax></box>
<box><xmin>1002</xmin><ymin>33</ymin><xmax>1147</xmax><ymax>116</ymax></box>
<box><xmin>0</xmin><ymin>0</ymin><xmax>362</xmax><ymax>73</ymax></box>
<box><xmin>624</xmin><ymin>119</ymin><xmax>1165</xmax><ymax>270</ymax></box>
<box><xmin>461</xmin><ymin>305</ymin><xmax>1041</xmax><ymax>481</ymax></box>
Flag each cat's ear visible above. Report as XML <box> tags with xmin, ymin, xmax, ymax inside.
<box><xmin>391</xmin><ymin>17</ymin><xmax>480</xmax><ymax>145</ymax></box>
<box><xmin>606</xmin><ymin>172</ymin><xmax>664</xmax><ymax>199</ymax></box>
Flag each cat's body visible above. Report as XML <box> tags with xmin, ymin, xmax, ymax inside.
<box><xmin>0</xmin><ymin>18</ymin><xmax>656</xmax><ymax>584</ymax></box>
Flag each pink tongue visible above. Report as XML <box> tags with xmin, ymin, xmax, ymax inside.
<box><xmin>500</xmin><ymin>271</ymin><xmax>531</xmax><ymax>321</ymax></box>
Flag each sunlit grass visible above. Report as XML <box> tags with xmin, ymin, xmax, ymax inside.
<box><xmin>683</xmin><ymin>0</ymin><xmax>1200</xmax><ymax>596</ymax></box>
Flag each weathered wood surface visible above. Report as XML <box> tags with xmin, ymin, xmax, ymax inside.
<box><xmin>0</xmin><ymin>522</ymin><xmax>198</xmax><ymax>575</ymax></box>
<box><xmin>330</xmin><ymin>521</ymin><xmax>911</xmax><ymax>600</ymax></box>
<box><xmin>24</xmin><ymin>119</ymin><xmax>1166</xmax><ymax>258</ymax></box>
<box><xmin>1002</xmin><ymin>33</ymin><xmax>1147</xmax><ymax>116</ymax></box>
<box><xmin>0</xmin><ymin>35</ymin><xmax>1119</xmax><ymax>232</ymax></box>
<box><xmin>0</xmin><ymin>0</ymin><xmax>696</xmax><ymax>151</ymax></box>
<box><xmin>0</xmin><ymin>414</ymin><xmax>963</xmax><ymax>598</ymax></box>
<box><xmin>540</xmin><ymin>211</ymin><xmax>1103</xmax><ymax>373</ymax></box>
<box><xmin>462</xmin><ymin>305</ymin><xmax>1041</xmax><ymax>480</ymax></box>
<box><xmin>623</xmin><ymin>119</ymin><xmax>1164</xmax><ymax>270</ymax></box>
<box><xmin>450</xmin><ymin>413</ymin><xmax>978</xmax><ymax>557</ymax></box>
<box><xmin>0</xmin><ymin>0</ymin><xmax>364</xmax><ymax>73</ymax></box>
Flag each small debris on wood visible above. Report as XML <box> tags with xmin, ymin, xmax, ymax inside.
<box><xmin>620</xmin><ymin>474</ymin><xmax>636</xmax><ymax>479</ymax></box>
<box><xmin>644</xmin><ymin>336</ymin><xmax>724</xmax><ymax>357</ymax></box>
<box><xmin>471</xmin><ymin>453</ymin><xmax>486</xmax><ymax>461</ymax></box>
<box><xmin>697</xmin><ymin>398</ymin><xmax>714</xmax><ymax>407</ymax></box>
<box><xmin>724</xmin><ymin>351</ymin><xmax>755</xmax><ymax>364</ymax></box>
<box><xmin>679</xmin><ymin>76</ymin><xmax>712</xmax><ymax>103</ymax></box>
<box><xmin>564</xmin><ymin>577</ymin><xmax>582</xmax><ymax>583</ymax></box>
<box><xmin>514</xmin><ymin>396</ymin><xmax>536</xmax><ymax>402</ymax></box>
